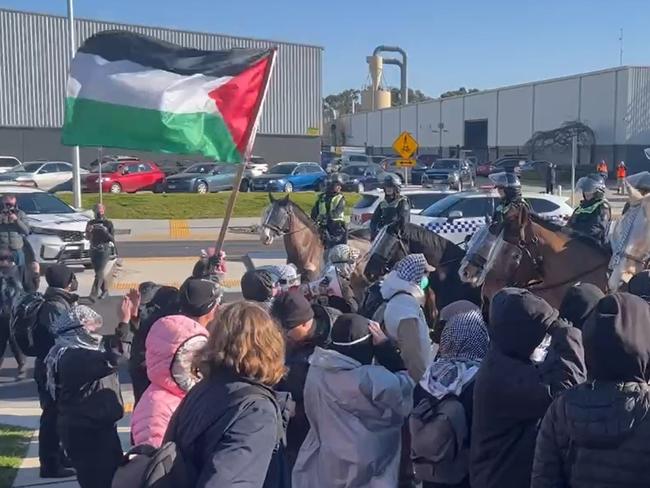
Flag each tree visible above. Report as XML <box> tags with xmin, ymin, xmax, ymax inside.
<box><xmin>389</xmin><ymin>87</ymin><xmax>432</xmax><ymax>106</ymax></box>
<box><xmin>524</xmin><ymin>121</ymin><xmax>596</xmax><ymax>163</ymax></box>
<box><xmin>440</xmin><ymin>87</ymin><xmax>480</xmax><ymax>98</ymax></box>
<box><xmin>323</xmin><ymin>89</ymin><xmax>361</xmax><ymax>118</ymax></box>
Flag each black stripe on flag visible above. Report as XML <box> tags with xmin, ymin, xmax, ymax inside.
<box><xmin>78</xmin><ymin>30</ymin><xmax>272</xmax><ymax>77</ymax></box>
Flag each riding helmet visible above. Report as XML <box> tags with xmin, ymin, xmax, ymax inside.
<box><xmin>327</xmin><ymin>173</ymin><xmax>344</xmax><ymax>191</ymax></box>
<box><xmin>382</xmin><ymin>175</ymin><xmax>401</xmax><ymax>191</ymax></box>
<box><xmin>489</xmin><ymin>171</ymin><xmax>521</xmax><ymax>189</ymax></box>
<box><xmin>576</xmin><ymin>174</ymin><xmax>606</xmax><ymax>198</ymax></box>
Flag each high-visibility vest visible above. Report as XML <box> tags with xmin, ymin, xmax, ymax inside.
<box><xmin>317</xmin><ymin>193</ymin><xmax>347</xmax><ymax>223</ymax></box>
<box><xmin>617</xmin><ymin>166</ymin><xmax>627</xmax><ymax>179</ymax></box>
<box><xmin>573</xmin><ymin>199</ymin><xmax>606</xmax><ymax>216</ymax></box>
<box><xmin>597</xmin><ymin>162</ymin><xmax>608</xmax><ymax>173</ymax></box>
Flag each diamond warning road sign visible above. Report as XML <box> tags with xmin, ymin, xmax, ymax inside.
<box><xmin>392</xmin><ymin>131</ymin><xmax>418</xmax><ymax>159</ymax></box>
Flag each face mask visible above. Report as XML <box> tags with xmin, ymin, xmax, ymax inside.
<box><xmin>420</xmin><ymin>276</ymin><xmax>429</xmax><ymax>290</ymax></box>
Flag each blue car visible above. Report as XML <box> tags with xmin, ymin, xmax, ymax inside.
<box><xmin>249</xmin><ymin>162</ymin><xmax>325</xmax><ymax>192</ymax></box>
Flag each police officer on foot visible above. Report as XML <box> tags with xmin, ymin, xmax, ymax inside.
<box><xmin>488</xmin><ymin>171</ymin><xmax>529</xmax><ymax>230</ymax></box>
<box><xmin>370</xmin><ymin>176</ymin><xmax>410</xmax><ymax>239</ymax></box>
<box><xmin>567</xmin><ymin>174</ymin><xmax>611</xmax><ymax>247</ymax></box>
<box><xmin>311</xmin><ymin>173</ymin><xmax>348</xmax><ymax>249</ymax></box>
<box><xmin>85</xmin><ymin>203</ymin><xmax>115</xmax><ymax>302</ymax></box>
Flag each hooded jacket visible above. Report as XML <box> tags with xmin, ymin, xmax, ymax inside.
<box><xmin>470</xmin><ymin>288</ymin><xmax>586</xmax><ymax>488</ymax></box>
<box><xmin>35</xmin><ymin>287</ymin><xmax>78</xmax><ymax>359</ymax></box>
<box><xmin>380</xmin><ymin>271</ymin><xmax>433</xmax><ymax>381</ymax></box>
<box><xmin>532</xmin><ymin>293</ymin><xmax>650</xmax><ymax>488</ymax></box>
<box><xmin>559</xmin><ymin>282</ymin><xmax>604</xmax><ymax>330</ymax></box>
<box><xmin>130</xmin><ymin>315</ymin><xmax>208</xmax><ymax>448</ymax></box>
<box><xmin>292</xmin><ymin>347</ymin><xmax>414</xmax><ymax>488</ymax></box>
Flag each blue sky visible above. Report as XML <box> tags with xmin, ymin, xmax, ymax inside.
<box><xmin>2</xmin><ymin>0</ymin><xmax>648</xmax><ymax>97</ymax></box>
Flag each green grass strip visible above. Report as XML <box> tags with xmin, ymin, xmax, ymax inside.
<box><xmin>0</xmin><ymin>424</ymin><xmax>32</xmax><ymax>488</ymax></box>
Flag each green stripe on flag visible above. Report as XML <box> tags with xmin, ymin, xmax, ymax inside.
<box><xmin>62</xmin><ymin>98</ymin><xmax>241</xmax><ymax>162</ymax></box>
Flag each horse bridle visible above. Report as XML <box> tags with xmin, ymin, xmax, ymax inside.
<box><xmin>263</xmin><ymin>204</ymin><xmax>310</xmax><ymax>237</ymax></box>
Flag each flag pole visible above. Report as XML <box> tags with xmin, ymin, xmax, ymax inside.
<box><xmin>215</xmin><ymin>50</ymin><xmax>278</xmax><ymax>255</ymax></box>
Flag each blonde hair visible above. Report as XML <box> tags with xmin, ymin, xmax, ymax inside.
<box><xmin>197</xmin><ymin>301</ymin><xmax>286</xmax><ymax>386</ymax></box>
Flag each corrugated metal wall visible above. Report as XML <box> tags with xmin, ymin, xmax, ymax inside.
<box><xmin>0</xmin><ymin>8</ymin><xmax>322</xmax><ymax>135</ymax></box>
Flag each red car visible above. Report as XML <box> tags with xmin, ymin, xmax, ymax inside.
<box><xmin>83</xmin><ymin>160</ymin><xmax>165</xmax><ymax>194</ymax></box>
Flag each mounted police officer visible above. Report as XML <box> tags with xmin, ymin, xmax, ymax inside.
<box><xmin>567</xmin><ymin>174</ymin><xmax>611</xmax><ymax>247</ymax></box>
<box><xmin>488</xmin><ymin>171</ymin><xmax>529</xmax><ymax>231</ymax></box>
<box><xmin>370</xmin><ymin>175</ymin><xmax>410</xmax><ymax>239</ymax></box>
<box><xmin>311</xmin><ymin>173</ymin><xmax>348</xmax><ymax>249</ymax></box>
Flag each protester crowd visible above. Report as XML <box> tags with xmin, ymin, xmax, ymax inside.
<box><xmin>0</xmin><ymin>182</ymin><xmax>649</xmax><ymax>487</ymax></box>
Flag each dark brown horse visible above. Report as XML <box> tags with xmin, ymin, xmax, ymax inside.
<box><xmin>459</xmin><ymin>204</ymin><xmax>610</xmax><ymax>308</ymax></box>
<box><xmin>364</xmin><ymin>222</ymin><xmax>481</xmax><ymax>312</ymax></box>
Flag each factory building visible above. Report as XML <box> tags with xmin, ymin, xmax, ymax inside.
<box><xmin>0</xmin><ymin>8</ymin><xmax>322</xmax><ymax>164</ymax></box>
<box><xmin>337</xmin><ymin>66</ymin><xmax>650</xmax><ymax>172</ymax></box>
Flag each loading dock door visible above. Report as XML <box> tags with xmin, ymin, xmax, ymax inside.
<box><xmin>464</xmin><ymin>119</ymin><xmax>488</xmax><ymax>149</ymax></box>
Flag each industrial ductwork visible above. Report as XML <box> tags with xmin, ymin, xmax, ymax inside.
<box><xmin>372</xmin><ymin>45</ymin><xmax>408</xmax><ymax>105</ymax></box>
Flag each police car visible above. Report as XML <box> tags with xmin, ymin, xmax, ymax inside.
<box><xmin>350</xmin><ymin>189</ymin><xmax>455</xmax><ymax>230</ymax></box>
<box><xmin>410</xmin><ymin>189</ymin><xmax>573</xmax><ymax>246</ymax></box>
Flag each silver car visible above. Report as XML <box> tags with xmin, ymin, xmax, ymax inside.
<box><xmin>0</xmin><ymin>161</ymin><xmax>88</xmax><ymax>191</ymax></box>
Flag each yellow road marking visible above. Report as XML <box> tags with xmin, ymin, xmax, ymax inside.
<box><xmin>111</xmin><ymin>278</ymin><xmax>240</xmax><ymax>290</ymax></box>
<box><xmin>169</xmin><ymin>219</ymin><xmax>190</xmax><ymax>239</ymax></box>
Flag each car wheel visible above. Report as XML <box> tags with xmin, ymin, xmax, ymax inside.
<box><xmin>153</xmin><ymin>182</ymin><xmax>164</xmax><ymax>194</ymax></box>
<box><xmin>357</xmin><ymin>182</ymin><xmax>365</xmax><ymax>193</ymax></box>
<box><xmin>109</xmin><ymin>183</ymin><xmax>122</xmax><ymax>194</ymax></box>
<box><xmin>283</xmin><ymin>182</ymin><xmax>293</xmax><ymax>193</ymax></box>
<box><xmin>240</xmin><ymin>179</ymin><xmax>250</xmax><ymax>192</ymax></box>
<box><xmin>195</xmin><ymin>181</ymin><xmax>208</xmax><ymax>194</ymax></box>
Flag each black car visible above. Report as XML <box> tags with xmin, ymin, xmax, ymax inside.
<box><xmin>421</xmin><ymin>158</ymin><xmax>475</xmax><ymax>191</ymax></box>
<box><xmin>335</xmin><ymin>163</ymin><xmax>398</xmax><ymax>193</ymax></box>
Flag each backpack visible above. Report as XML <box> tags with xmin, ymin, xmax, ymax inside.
<box><xmin>371</xmin><ymin>290</ymin><xmax>411</xmax><ymax>327</ymax></box>
<box><xmin>111</xmin><ymin>385</ymin><xmax>287</xmax><ymax>488</ymax></box>
<box><xmin>0</xmin><ymin>269</ymin><xmax>23</xmax><ymax>318</ymax></box>
<box><xmin>10</xmin><ymin>292</ymin><xmax>45</xmax><ymax>357</ymax></box>
<box><xmin>409</xmin><ymin>393</ymin><xmax>470</xmax><ymax>484</ymax></box>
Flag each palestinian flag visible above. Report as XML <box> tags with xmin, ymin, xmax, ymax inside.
<box><xmin>62</xmin><ymin>31</ymin><xmax>276</xmax><ymax>163</ymax></box>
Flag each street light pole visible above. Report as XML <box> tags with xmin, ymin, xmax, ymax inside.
<box><xmin>67</xmin><ymin>0</ymin><xmax>82</xmax><ymax>209</ymax></box>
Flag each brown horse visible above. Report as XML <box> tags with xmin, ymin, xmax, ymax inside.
<box><xmin>259</xmin><ymin>195</ymin><xmax>370</xmax><ymax>298</ymax></box>
<box><xmin>459</xmin><ymin>205</ymin><xmax>610</xmax><ymax>309</ymax></box>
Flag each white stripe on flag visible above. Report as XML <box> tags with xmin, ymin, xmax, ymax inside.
<box><xmin>67</xmin><ymin>52</ymin><xmax>232</xmax><ymax>114</ymax></box>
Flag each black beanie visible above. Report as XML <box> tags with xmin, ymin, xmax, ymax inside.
<box><xmin>241</xmin><ymin>269</ymin><xmax>275</xmax><ymax>302</ymax></box>
<box><xmin>628</xmin><ymin>271</ymin><xmax>650</xmax><ymax>302</ymax></box>
<box><xmin>330</xmin><ymin>313</ymin><xmax>373</xmax><ymax>365</ymax></box>
<box><xmin>271</xmin><ymin>290</ymin><xmax>314</xmax><ymax>330</ymax></box>
<box><xmin>45</xmin><ymin>264</ymin><xmax>74</xmax><ymax>289</ymax></box>
<box><xmin>179</xmin><ymin>278</ymin><xmax>221</xmax><ymax>317</ymax></box>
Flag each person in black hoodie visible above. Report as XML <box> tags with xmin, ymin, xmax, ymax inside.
<box><xmin>271</xmin><ymin>290</ymin><xmax>338</xmax><ymax>468</ymax></box>
<box><xmin>168</xmin><ymin>301</ymin><xmax>291</xmax><ymax>488</ymax></box>
<box><xmin>626</xmin><ymin>269</ymin><xmax>650</xmax><ymax>301</ymax></box>
<box><xmin>470</xmin><ymin>288</ymin><xmax>586</xmax><ymax>488</ymax></box>
<box><xmin>559</xmin><ymin>282</ymin><xmax>605</xmax><ymax>330</ymax></box>
<box><xmin>45</xmin><ymin>305</ymin><xmax>123</xmax><ymax>488</ymax></box>
<box><xmin>127</xmin><ymin>285</ymin><xmax>180</xmax><ymax>404</ymax></box>
<box><xmin>34</xmin><ymin>264</ymin><xmax>78</xmax><ymax>479</ymax></box>
<box><xmin>532</xmin><ymin>292</ymin><xmax>650</xmax><ymax>488</ymax></box>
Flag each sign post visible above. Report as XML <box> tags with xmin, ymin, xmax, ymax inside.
<box><xmin>392</xmin><ymin>131</ymin><xmax>418</xmax><ymax>186</ymax></box>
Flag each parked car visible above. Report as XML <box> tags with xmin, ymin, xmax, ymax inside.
<box><xmin>421</xmin><ymin>159</ymin><xmax>475</xmax><ymax>191</ymax></box>
<box><xmin>83</xmin><ymin>160</ymin><xmax>165</xmax><ymax>194</ymax></box>
<box><xmin>476</xmin><ymin>156</ymin><xmax>528</xmax><ymax>176</ymax></box>
<box><xmin>411</xmin><ymin>189</ymin><xmax>573</xmax><ymax>245</ymax></box>
<box><xmin>165</xmin><ymin>163</ymin><xmax>250</xmax><ymax>193</ymax></box>
<box><xmin>350</xmin><ymin>189</ymin><xmax>455</xmax><ymax>230</ymax></box>
<box><xmin>0</xmin><ymin>161</ymin><xmax>87</xmax><ymax>191</ymax></box>
<box><xmin>336</xmin><ymin>163</ymin><xmax>399</xmax><ymax>193</ymax></box>
<box><xmin>326</xmin><ymin>153</ymin><xmax>370</xmax><ymax>173</ymax></box>
<box><xmin>0</xmin><ymin>156</ymin><xmax>21</xmax><ymax>174</ymax></box>
<box><xmin>0</xmin><ymin>185</ymin><xmax>94</xmax><ymax>265</ymax></box>
<box><xmin>249</xmin><ymin>162</ymin><xmax>325</xmax><ymax>192</ymax></box>
<box><xmin>246</xmin><ymin>156</ymin><xmax>269</xmax><ymax>177</ymax></box>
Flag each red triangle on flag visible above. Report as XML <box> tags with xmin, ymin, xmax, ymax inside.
<box><xmin>208</xmin><ymin>55</ymin><xmax>272</xmax><ymax>156</ymax></box>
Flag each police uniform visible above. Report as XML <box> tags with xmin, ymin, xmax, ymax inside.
<box><xmin>370</xmin><ymin>195</ymin><xmax>410</xmax><ymax>239</ymax></box>
<box><xmin>311</xmin><ymin>192</ymin><xmax>348</xmax><ymax>249</ymax></box>
<box><xmin>567</xmin><ymin>197</ymin><xmax>611</xmax><ymax>246</ymax></box>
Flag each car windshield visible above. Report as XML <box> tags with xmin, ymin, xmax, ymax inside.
<box><xmin>92</xmin><ymin>162</ymin><xmax>121</xmax><ymax>173</ymax></box>
<box><xmin>420</xmin><ymin>194</ymin><xmax>462</xmax><ymax>217</ymax></box>
<box><xmin>14</xmin><ymin>163</ymin><xmax>43</xmax><ymax>173</ymax></box>
<box><xmin>11</xmin><ymin>192</ymin><xmax>74</xmax><ymax>214</ymax></box>
<box><xmin>353</xmin><ymin>194</ymin><xmax>380</xmax><ymax>209</ymax></box>
<box><xmin>184</xmin><ymin>164</ymin><xmax>216</xmax><ymax>174</ymax></box>
<box><xmin>271</xmin><ymin>164</ymin><xmax>297</xmax><ymax>175</ymax></box>
<box><xmin>342</xmin><ymin>165</ymin><xmax>367</xmax><ymax>176</ymax></box>
<box><xmin>434</xmin><ymin>159</ymin><xmax>460</xmax><ymax>170</ymax></box>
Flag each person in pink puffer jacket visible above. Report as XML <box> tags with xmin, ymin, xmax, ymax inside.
<box><xmin>130</xmin><ymin>314</ymin><xmax>208</xmax><ymax>447</ymax></box>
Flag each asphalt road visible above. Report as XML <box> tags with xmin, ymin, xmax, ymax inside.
<box><xmin>117</xmin><ymin>239</ymin><xmax>283</xmax><ymax>258</ymax></box>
